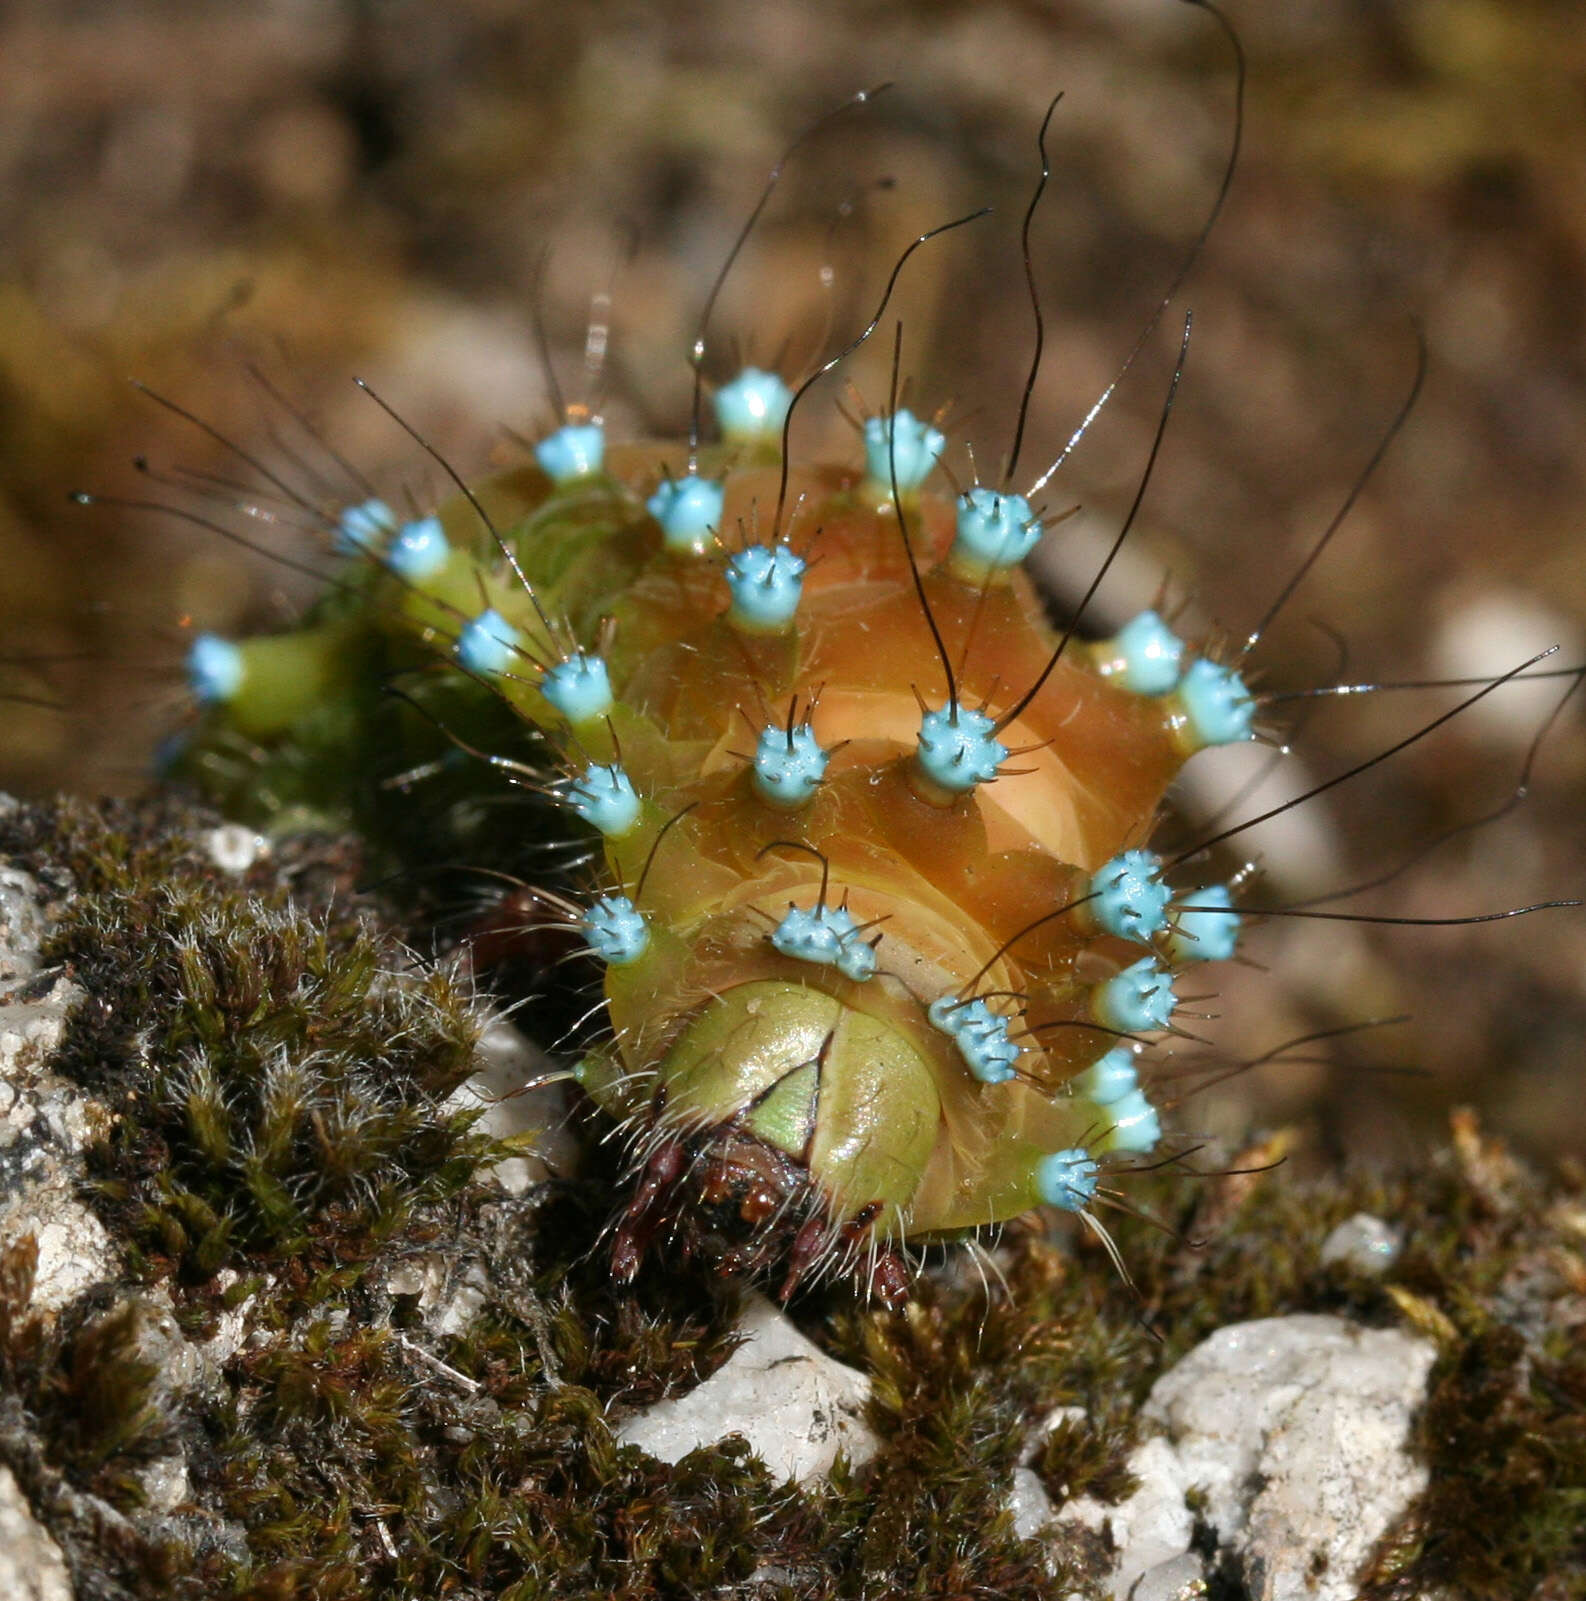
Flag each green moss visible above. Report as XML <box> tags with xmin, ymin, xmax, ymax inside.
<box><xmin>0</xmin><ymin>1235</ymin><xmax>186</xmax><ymax>1600</ymax></box>
<box><xmin>813</xmin><ymin>1273</ymin><xmax>1084</xmax><ymax>1599</ymax></box>
<box><xmin>1360</xmin><ymin>1329</ymin><xmax>1586</xmax><ymax>1596</ymax></box>
<box><xmin>44</xmin><ymin>1303</ymin><xmax>171</xmax><ymax>1497</ymax></box>
<box><xmin>0</xmin><ymin>1245</ymin><xmax>169</xmax><ymax>1506</ymax></box>
<box><xmin>1356</xmin><ymin>1128</ymin><xmax>1586</xmax><ymax>1599</ymax></box>
<box><xmin>6</xmin><ymin>794</ymin><xmax>486</xmax><ymax>1283</ymax></box>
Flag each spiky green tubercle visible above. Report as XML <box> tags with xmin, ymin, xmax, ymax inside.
<box><xmin>175</xmin><ymin>376</ymin><xmax>1261</xmax><ymax>1303</ymax></box>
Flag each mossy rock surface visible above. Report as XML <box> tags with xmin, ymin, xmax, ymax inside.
<box><xmin>1</xmin><ymin>793</ymin><xmax>1582</xmax><ymax>1599</ymax></box>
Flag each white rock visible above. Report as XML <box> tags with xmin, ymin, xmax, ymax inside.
<box><xmin>384</xmin><ymin>1252</ymin><xmax>451</xmax><ymax>1305</ymax></box>
<box><xmin>1127</xmin><ymin>1550</ymin><xmax>1208</xmax><ymax>1601</ymax></box>
<box><xmin>134</xmin><ymin>1290</ymin><xmax>230</xmax><ymax>1402</ymax></box>
<box><xmin>0</xmin><ymin>1464</ymin><xmax>72</xmax><ymax>1601</ymax></box>
<box><xmin>0</xmin><ymin>977</ymin><xmax>77</xmax><ymax>1078</ymax></box>
<box><xmin>135</xmin><ymin>1454</ymin><xmax>191</xmax><ymax>1516</ymax></box>
<box><xmin>616</xmin><ymin>1294</ymin><xmax>876</xmax><ymax>1483</ymax></box>
<box><xmin>1319</xmin><ymin>1212</ymin><xmax>1402</xmax><ymax>1275</ymax></box>
<box><xmin>435</xmin><ymin>1262</ymin><xmax>490</xmax><ymax>1337</ymax></box>
<box><xmin>200</xmin><ymin>824</ymin><xmax>269</xmax><ymax>875</ymax></box>
<box><xmin>0</xmin><ymin>867</ymin><xmax>50</xmax><ymax>985</ymax></box>
<box><xmin>0</xmin><ymin>872</ymin><xmax>115</xmax><ymax>1314</ymax></box>
<box><xmin>1046</xmin><ymin>1316</ymin><xmax>1436</xmax><ymax>1600</ymax></box>
<box><xmin>1008</xmin><ymin>1466</ymin><xmax>1055</xmax><ymax>1540</ymax></box>
<box><xmin>380</xmin><ymin>1246</ymin><xmax>490</xmax><ymax>1336</ymax></box>
<box><xmin>21</xmin><ymin>1208</ymin><xmax>116</xmax><ymax>1311</ymax></box>
<box><xmin>1060</xmin><ymin>1435</ymin><xmax>1197</xmax><ymax>1598</ymax></box>
<box><xmin>201</xmin><ymin>1271</ymin><xmax>262</xmax><ymax>1369</ymax></box>
<box><xmin>1141</xmin><ymin>1314</ymin><xmax>1436</xmax><ymax>1601</ymax></box>
<box><xmin>446</xmin><ymin>1018</ymin><xmax>580</xmax><ymax>1192</ymax></box>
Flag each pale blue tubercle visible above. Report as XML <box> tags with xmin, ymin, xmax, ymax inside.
<box><xmin>541</xmin><ymin>652</ymin><xmax>613</xmax><ymax>724</ymax></box>
<box><xmin>927</xmin><ymin>996</ymin><xmax>1021</xmax><ymax>1085</ymax></box>
<box><xmin>535</xmin><ymin>422</ymin><xmax>605</xmax><ymax>484</ymax></box>
<box><xmin>565</xmin><ymin>763</ymin><xmax>640</xmax><ymax>838</ymax></box>
<box><xmin>864</xmin><ymin>408</ymin><xmax>945</xmax><ymax>492</ymax></box>
<box><xmin>334</xmin><ymin>497</ymin><xmax>397</xmax><ymax>555</ymax></box>
<box><xmin>770</xmin><ymin>903</ymin><xmax>876</xmax><ymax>982</ymax></box>
<box><xmin>456</xmin><ymin>608</ymin><xmax>519</xmax><ymax>677</ymax></box>
<box><xmin>1089</xmin><ymin>849</ymin><xmax>1171</xmax><ymax>943</ymax></box>
<box><xmin>1036</xmin><ymin>1148</ymin><xmax>1101</xmax><ymax>1211</ymax></box>
<box><xmin>582</xmin><ymin>895</ymin><xmax>649</xmax><ymax>966</ymax></box>
<box><xmin>916</xmin><ymin>704</ymin><xmax>1007</xmax><ymax>793</ymax></box>
<box><xmin>1097</xmin><ymin>610</ymin><xmax>1186</xmax><ymax>696</ymax></box>
<box><xmin>725</xmin><ymin>543</ymin><xmax>806</xmax><ymax>632</ymax></box>
<box><xmin>753</xmin><ymin>723</ymin><xmax>828</xmax><ymax>808</ymax></box>
<box><xmin>187</xmin><ymin>634</ymin><xmax>243</xmax><ymax>704</ymax></box>
<box><xmin>387</xmin><ymin>515</ymin><xmax>449</xmax><ymax>581</ymax></box>
<box><xmin>1174</xmin><ymin>657</ymin><xmax>1256</xmax><ymax>747</ymax></box>
<box><xmin>1167</xmin><ymin>883</ymin><xmax>1242</xmax><ymax>964</ymax></box>
<box><xmin>1099</xmin><ymin>1087</ymin><xmax>1161</xmax><ymax>1153</ymax></box>
<box><xmin>647</xmin><ymin>473</ymin><xmax>725</xmax><ymax>555</ymax></box>
<box><xmin>713</xmin><ymin>368</ymin><xmax>793</xmax><ymax>442</ymax></box>
<box><xmin>1076</xmin><ymin>1043</ymin><xmax>1140</xmax><ymax>1106</ymax></box>
<box><xmin>1092</xmin><ymin>956</ymin><xmax>1177</xmax><ymax>1033</ymax></box>
<box><xmin>1075</xmin><ymin>1045</ymin><xmax>1161</xmax><ymax>1151</ymax></box>
<box><xmin>952</xmin><ymin>488</ymin><xmax>1041</xmax><ymax>572</ymax></box>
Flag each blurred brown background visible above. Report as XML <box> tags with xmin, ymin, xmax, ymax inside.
<box><xmin>1</xmin><ymin>0</ymin><xmax>1582</xmax><ymax>1165</ymax></box>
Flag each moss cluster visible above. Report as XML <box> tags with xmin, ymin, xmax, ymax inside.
<box><xmin>7</xmin><ymin>794</ymin><xmax>486</xmax><ymax>1282</ymax></box>
<box><xmin>1</xmin><ymin>795</ymin><xmax>1582</xmax><ymax>1598</ymax></box>
<box><xmin>1357</xmin><ymin>1122</ymin><xmax>1586</xmax><ymax>1599</ymax></box>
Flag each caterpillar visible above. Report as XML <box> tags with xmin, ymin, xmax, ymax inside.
<box><xmin>86</xmin><ymin>5</ymin><xmax>1580</xmax><ymax>1308</ymax></box>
